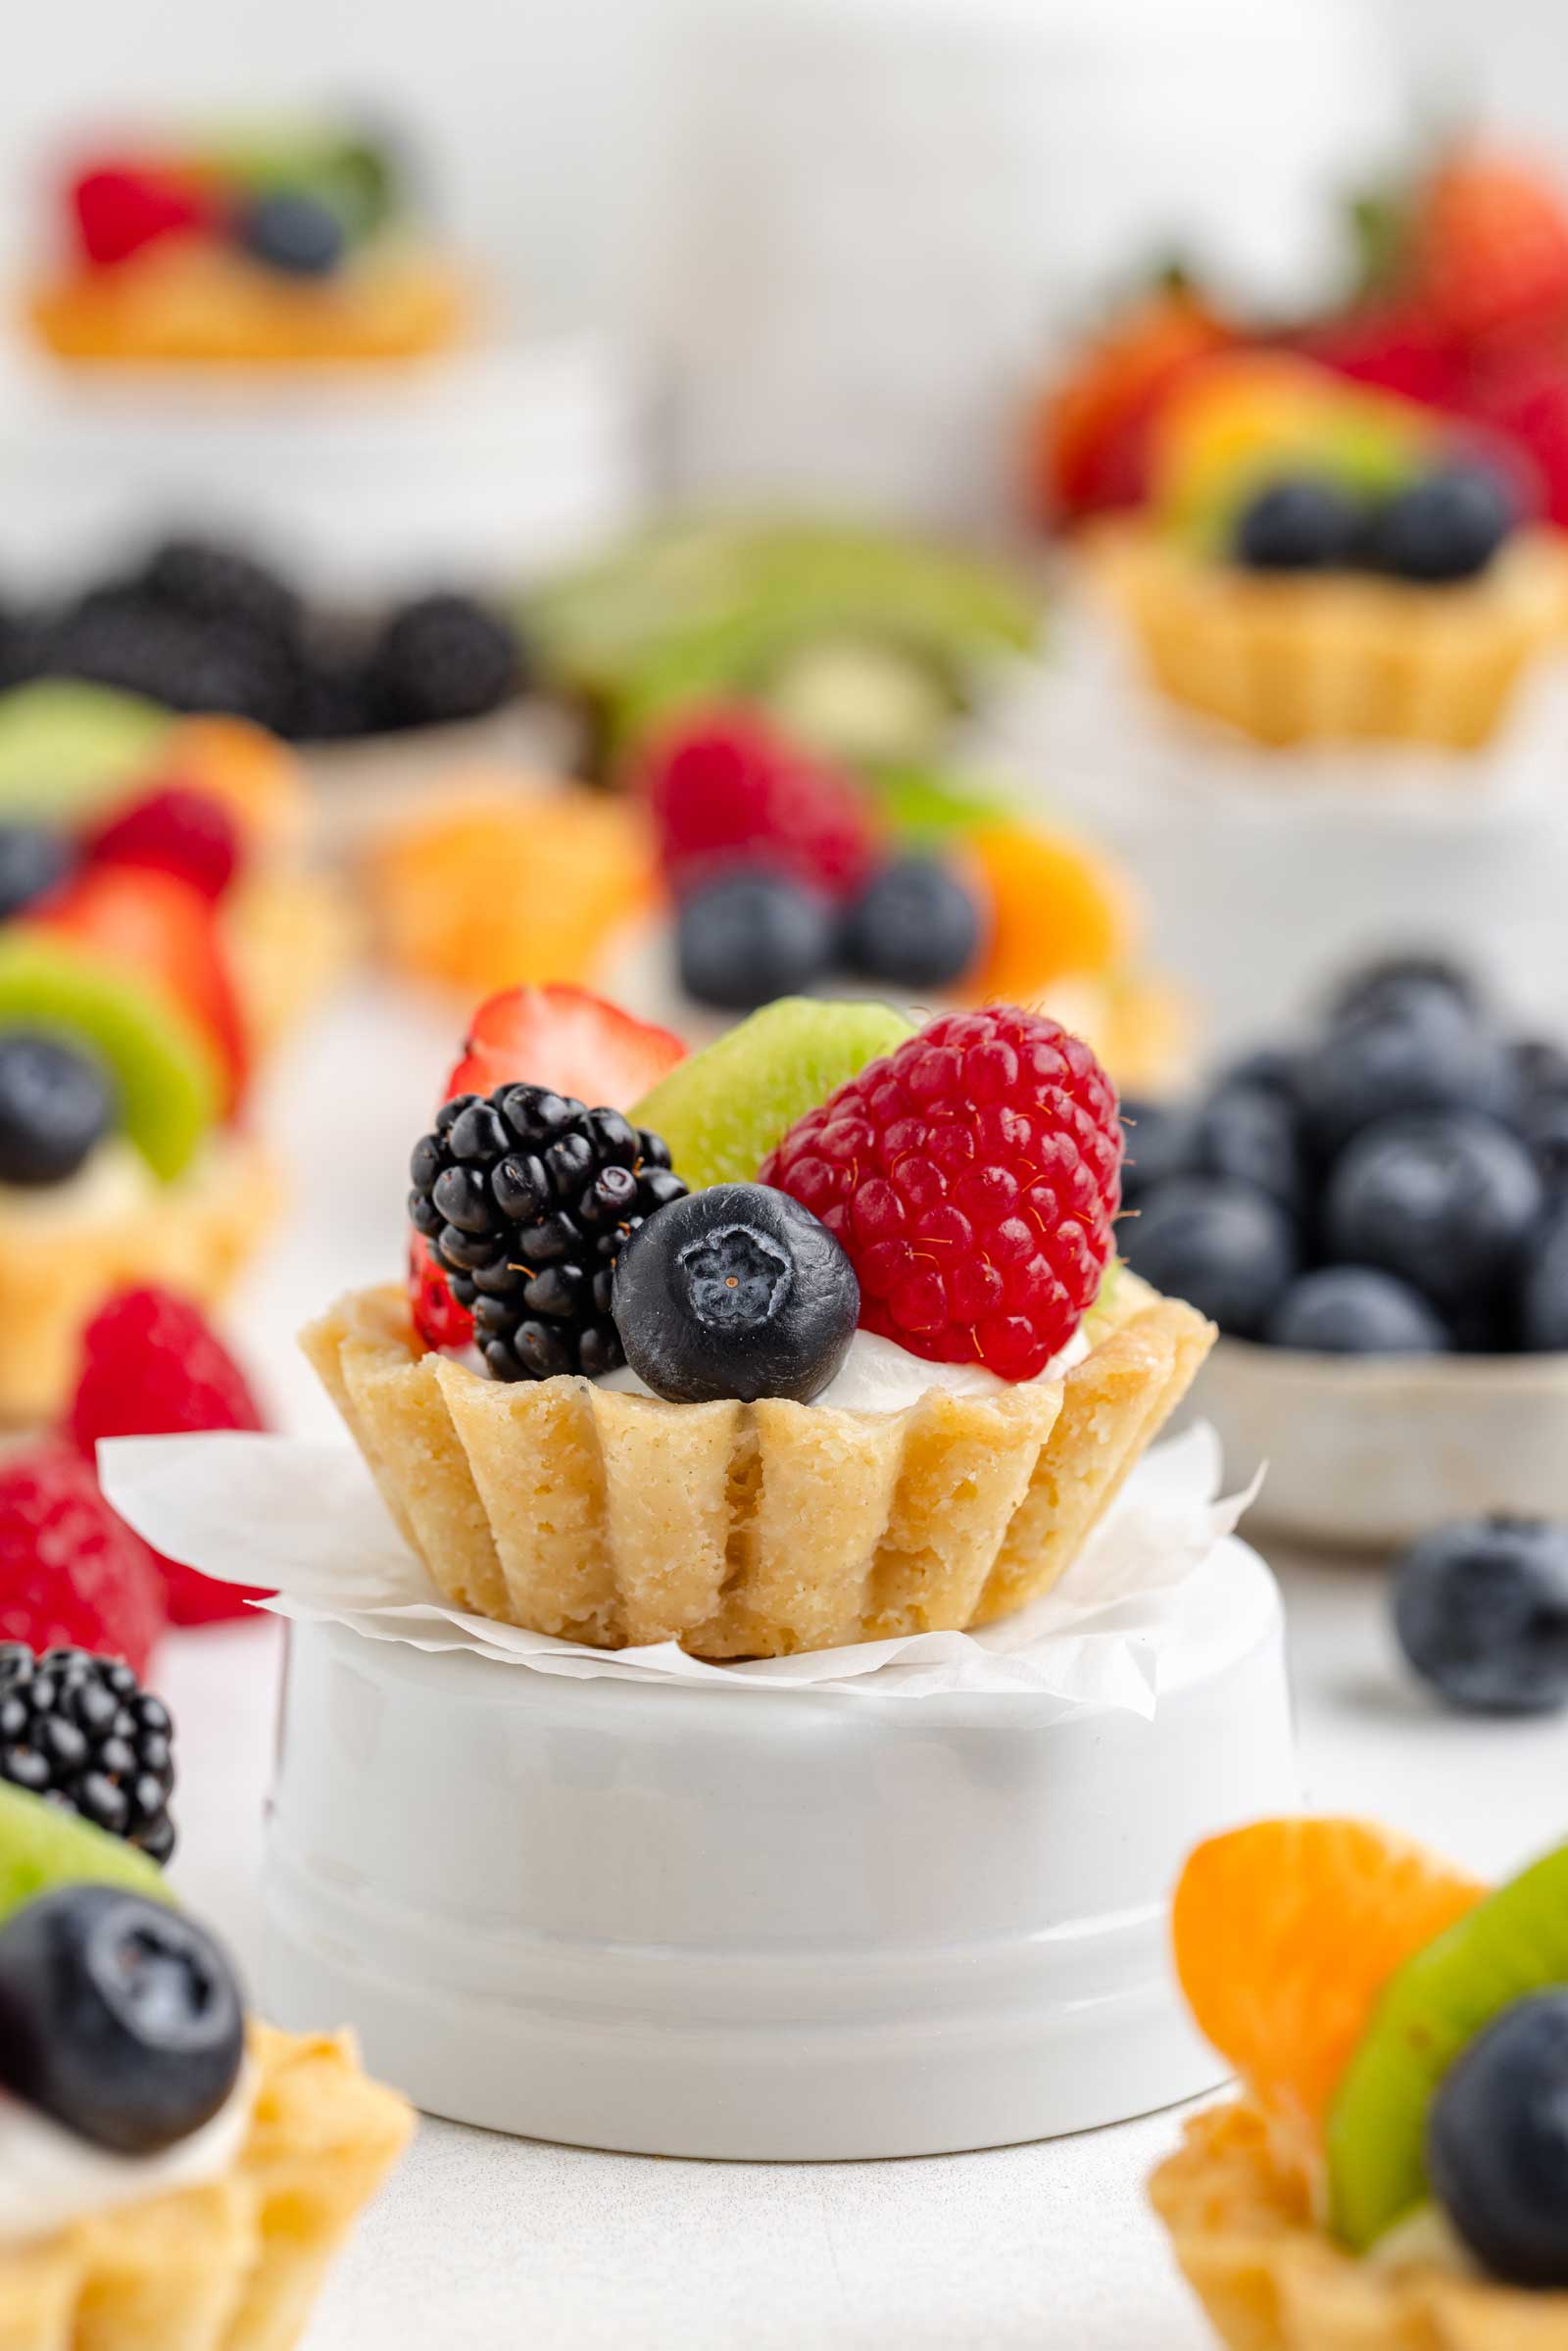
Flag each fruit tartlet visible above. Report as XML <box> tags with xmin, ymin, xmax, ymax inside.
<box><xmin>0</xmin><ymin>685</ymin><xmax>348</xmax><ymax>1417</ymax></box>
<box><xmin>28</xmin><ymin>121</ymin><xmax>465</xmax><ymax>367</ymax></box>
<box><xmin>305</xmin><ymin>984</ymin><xmax>1213</xmax><ymax>1659</ymax></box>
<box><xmin>1152</xmin><ymin>1814</ymin><xmax>1568</xmax><ymax>2347</ymax></box>
<box><xmin>0</xmin><ymin>1769</ymin><xmax>409</xmax><ymax>2351</ymax></box>
<box><xmin>1085</xmin><ymin>354</ymin><xmax>1568</xmax><ymax>754</ymax></box>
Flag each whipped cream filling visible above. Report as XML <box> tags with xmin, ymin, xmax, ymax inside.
<box><xmin>597</xmin><ymin>1321</ymin><xmax>1092</xmax><ymax>1412</ymax></box>
<box><xmin>0</xmin><ymin>1139</ymin><xmax>156</xmax><ymax>1228</ymax></box>
<box><xmin>0</xmin><ymin>2063</ymin><xmax>254</xmax><ymax>2249</ymax></box>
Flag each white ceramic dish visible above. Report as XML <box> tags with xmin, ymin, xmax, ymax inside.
<box><xmin>1196</xmin><ymin>1340</ymin><xmax>1568</xmax><ymax>1552</ymax></box>
<box><xmin>262</xmin><ymin>1538</ymin><xmax>1294</xmax><ymax>2161</ymax></box>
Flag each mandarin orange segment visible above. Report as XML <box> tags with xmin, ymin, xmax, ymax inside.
<box><xmin>1172</xmin><ymin>1819</ymin><xmax>1486</xmax><ymax>2156</ymax></box>
<box><xmin>160</xmin><ymin>716</ymin><xmax>307</xmax><ymax>857</ymax></box>
<box><xmin>367</xmin><ymin>787</ymin><xmax>658</xmax><ymax>998</ymax></box>
<box><xmin>960</xmin><ymin>821</ymin><xmax>1139</xmax><ymax>1003</ymax></box>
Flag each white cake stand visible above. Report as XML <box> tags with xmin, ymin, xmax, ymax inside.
<box><xmin>262</xmin><ymin>1537</ymin><xmax>1293</xmax><ymax>2160</ymax></box>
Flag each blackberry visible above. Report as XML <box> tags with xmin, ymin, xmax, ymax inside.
<box><xmin>37</xmin><ymin>593</ymin><xmax>299</xmax><ymax>733</ymax></box>
<box><xmin>139</xmin><ymin>536</ymin><xmax>303</xmax><ymax>649</ymax></box>
<box><xmin>0</xmin><ymin>1646</ymin><xmax>176</xmax><ymax>1862</ymax></box>
<box><xmin>409</xmin><ymin>1085</ymin><xmax>688</xmax><ymax>1382</ymax></box>
<box><xmin>368</xmin><ymin>593</ymin><xmax>522</xmax><ymax>730</ymax></box>
<box><xmin>291</xmin><ymin>629</ymin><xmax>377</xmax><ymax>742</ymax></box>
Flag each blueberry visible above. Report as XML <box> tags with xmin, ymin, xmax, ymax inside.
<box><xmin>0</xmin><ymin>825</ymin><xmax>71</xmax><ymax>922</ymax></box>
<box><xmin>1187</xmin><ymin>1082</ymin><xmax>1303</xmax><ymax>1211</ymax></box>
<box><xmin>1232</xmin><ymin>475</ymin><xmax>1361</xmax><ymax>570</ymax></box>
<box><xmin>235</xmin><ymin>190</ymin><xmax>347</xmax><ymax>277</ymax></box>
<box><xmin>612</xmin><ymin>1183</ymin><xmax>858</xmax><ymax>1404</ymax></box>
<box><xmin>677</xmin><ymin>872</ymin><xmax>836</xmax><ymax>1011</ymax></box>
<box><xmin>1266</xmin><ymin>1266</ymin><xmax>1449</xmax><ymax>1354</ymax></box>
<box><xmin>1512</xmin><ymin>1036</ymin><xmax>1568</xmax><ymax>1102</ymax></box>
<box><xmin>840</xmin><ymin>857</ymin><xmax>983</xmax><ymax>990</ymax></box>
<box><xmin>1521</xmin><ymin>1204</ymin><xmax>1568</xmax><ymax>1350</ymax></box>
<box><xmin>1297</xmin><ymin>995</ymin><xmax>1517</xmax><ymax>1157</ymax></box>
<box><xmin>1211</xmin><ymin>1046</ymin><xmax>1303</xmax><ymax>1104</ymax></box>
<box><xmin>0</xmin><ymin>1032</ymin><xmax>115</xmax><ymax>1187</ymax></box>
<box><xmin>1325</xmin><ymin>1111</ymin><xmax>1542</xmax><ymax>1313</ymax></box>
<box><xmin>0</xmin><ymin>1886</ymin><xmax>244</xmax><ymax>2155</ymax></box>
<box><xmin>1394</xmin><ymin>1516</ymin><xmax>1568</xmax><ymax>1716</ymax></box>
<box><xmin>1117</xmin><ymin>1095</ymin><xmax>1192</xmax><ymax>1209</ymax></box>
<box><xmin>1521</xmin><ymin>1094</ymin><xmax>1568</xmax><ymax>1199</ymax></box>
<box><xmin>1429</xmin><ymin>1991</ymin><xmax>1568</xmax><ymax>2284</ymax></box>
<box><xmin>1365</xmin><ymin>463</ymin><xmax>1516</xmax><ymax>584</ymax></box>
<box><xmin>1120</xmin><ymin>1177</ymin><xmax>1298</xmax><ymax>1338</ymax></box>
<box><xmin>1328</xmin><ymin>953</ymin><xmax>1482</xmax><ymax>1029</ymax></box>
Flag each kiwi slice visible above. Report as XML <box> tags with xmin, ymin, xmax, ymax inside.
<box><xmin>631</xmin><ymin>998</ymin><xmax>914</xmax><ymax>1191</ymax></box>
<box><xmin>0</xmin><ymin>682</ymin><xmax>172</xmax><ymax>824</ymax></box>
<box><xmin>0</xmin><ymin>935</ymin><xmax>219</xmax><ymax>1183</ymax></box>
<box><xmin>1328</xmin><ymin>1839</ymin><xmax>1568</xmax><ymax>2251</ymax></box>
<box><xmin>0</xmin><ymin>1783</ymin><xmax>172</xmax><ymax>1928</ymax></box>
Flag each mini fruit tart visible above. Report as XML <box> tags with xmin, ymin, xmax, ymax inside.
<box><xmin>28</xmin><ymin>120</ymin><xmax>466</xmax><ymax>367</ymax></box>
<box><xmin>305</xmin><ymin>985</ymin><xmax>1212</xmax><ymax>1659</ymax></box>
<box><xmin>1087</xmin><ymin>354</ymin><xmax>1568</xmax><ymax>754</ymax></box>
<box><xmin>0</xmin><ymin>1778</ymin><xmax>410</xmax><ymax>2351</ymax></box>
<box><xmin>1152</xmin><ymin>1815</ymin><xmax>1568</xmax><ymax>2347</ymax></box>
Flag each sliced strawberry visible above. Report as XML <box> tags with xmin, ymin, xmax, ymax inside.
<box><xmin>1416</xmin><ymin>153</ymin><xmax>1568</xmax><ymax>346</ymax></box>
<box><xmin>409</xmin><ymin>1232</ymin><xmax>475</xmax><ymax>1353</ymax></box>
<box><xmin>71</xmin><ymin>161</ymin><xmax>212</xmax><ymax>269</ymax></box>
<box><xmin>29</xmin><ymin>867</ymin><xmax>248</xmax><ymax>1117</ymax></box>
<box><xmin>445</xmin><ymin>984</ymin><xmax>686</xmax><ymax>1111</ymax></box>
<box><xmin>84</xmin><ymin>785</ymin><xmax>242</xmax><ymax>904</ymax></box>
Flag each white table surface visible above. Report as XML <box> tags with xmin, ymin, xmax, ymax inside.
<box><xmin>154</xmin><ymin>982</ymin><xmax>1560</xmax><ymax>2351</ymax></box>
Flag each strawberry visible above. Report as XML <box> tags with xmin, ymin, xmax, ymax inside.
<box><xmin>28</xmin><ymin>866</ymin><xmax>248</xmax><ymax>1116</ymax></box>
<box><xmin>84</xmin><ymin>786</ymin><xmax>242</xmax><ymax>904</ymax></box>
<box><xmin>71</xmin><ymin>161</ymin><xmax>212</xmax><ymax>269</ymax></box>
<box><xmin>445</xmin><ymin>984</ymin><xmax>686</xmax><ymax>1112</ymax></box>
<box><xmin>1032</xmin><ymin>285</ymin><xmax>1233</xmax><ymax>525</ymax></box>
<box><xmin>1415</xmin><ymin>153</ymin><xmax>1568</xmax><ymax>345</ymax></box>
<box><xmin>1300</xmin><ymin>302</ymin><xmax>1468</xmax><ymax>412</ymax></box>
<box><xmin>410</xmin><ymin>1232</ymin><xmax>475</xmax><ymax>1353</ymax></box>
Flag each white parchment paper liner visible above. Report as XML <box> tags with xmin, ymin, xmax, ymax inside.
<box><xmin>100</xmin><ymin>1423</ymin><xmax>1258</xmax><ymax>1719</ymax></box>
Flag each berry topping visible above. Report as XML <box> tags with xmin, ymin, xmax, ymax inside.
<box><xmin>639</xmin><ymin>707</ymin><xmax>880</xmax><ymax>903</ymax></box>
<box><xmin>1329</xmin><ymin>951</ymin><xmax>1483</xmax><ymax>1029</ymax></box>
<box><xmin>1121</xmin><ymin>1176</ymin><xmax>1298</xmax><ymax>1340</ymax></box>
<box><xmin>1116</xmin><ymin>1095</ymin><xmax>1193</xmax><ymax>1211</ymax></box>
<box><xmin>0</xmin><ymin>1032</ymin><xmax>114</xmax><ymax>1187</ymax></box>
<box><xmin>1522</xmin><ymin>1204</ymin><xmax>1568</xmax><ymax>1351</ymax></box>
<box><xmin>0</xmin><ymin>1885</ymin><xmax>243</xmax><ymax>2156</ymax></box>
<box><xmin>1185</xmin><ymin>1081</ymin><xmax>1303</xmax><ymax>1212</ymax></box>
<box><xmin>235</xmin><ymin>188</ymin><xmax>347</xmax><ymax>276</ymax></box>
<box><xmin>1324</xmin><ymin>1111</ymin><xmax>1543</xmax><ymax>1317</ymax></box>
<box><xmin>139</xmin><ymin>537</ymin><xmax>303</xmax><ymax>649</ymax></box>
<box><xmin>0</xmin><ymin>1645</ymin><xmax>177</xmax><ymax>1860</ymax></box>
<box><xmin>1416</xmin><ymin>151</ymin><xmax>1568</xmax><ymax>344</ymax></box>
<box><xmin>368</xmin><ymin>593</ymin><xmax>521</xmax><ymax>730</ymax></box>
<box><xmin>1232</xmin><ymin>476</ymin><xmax>1362</xmax><ymax>570</ymax></box>
<box><xmin>1297</xmin><ymin>991</ymin><xmax>1518</xmax><ymax>1156</ymax></box>
<box><xmin>1364</xmin><ymin>464</ymin><xmax>1517</xmax><ymax>583</ymax></box>
<box><xmin>612</xmin><ymin>1183</ymin><xmax>858</xmax><ymax>1404</ymax></box>
<box><xmin>0</xmin><ymin>1444</ymin><xmax>164</xmax><ymax>1681</ymax></box>
<box><xmin>68</xmin><ymin>1288</ymin><xmax>268</xmax><ymax>1627</ymax></box>
<box><xmin>409</xmin><ymin>1231</ymin><xmax>475</xmax><ymax>1353</ymax></box>
<box><xmin>70</xmin><ymin>163</ymin><xmax>210</xmax><ymax>269</ymax></box>
<box><xmin>840</xmin><ymin>856</ymin><xmax>984</xmax><ymax>991</ymax></box>
<box><xmin>1427</xmin><ymin>1992</ymin><xmax>1568</xmax><ymax>2287</ymax></box>
<box><xmin>631</xmin><ymin>998</ymin><xmax>913</xmax><ymax>1193</ymax></box>
<box><xmin>1266</xmin><ymin>1266</ymin><xmax>1450</xmax><ymax>1355</ymax></box>
<box><xmin>0</xmin><ymin>824</ymin><xmax>72</xmax><ymax>923</ymax></box>
<box><xmin>1393</xmin><ymin>1516</ymin><xmax>1568</xmax><ymax>1716</ymax></box>
<box><xmin>84</xmin><ymin>786</ymin><xmax>242</xmax><ymax>903</ymax></box>
<box><xmin>410</xmin><ymin>1085</ymin><xmax>688</xmax><ymax>1382</ymax></box>
<box><xmin>676</xmin><ymin>870</ymin><xmax>836</xmax><ymax>1011</ymax></box>
<box><xmin>447</xmin><ymin>984</ymin><xmax>686</xmax><ymax>1114</ymax></box>
<box><xmin>761</xmin><ymin>1006</ymin><xmax>1122</xmax><ymax>1380</ymax></box>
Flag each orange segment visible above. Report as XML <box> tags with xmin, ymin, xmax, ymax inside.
<box><xmin>159</xmin><ymin>716</ymin><xmax>307</xmax><ymax>858</ymax></box>
<box><xmin>1173</xmin><ymin>1819</ymin><xmax>1486</xmax><ymax>2168</ymax></box>
<box><xmin>960</xmin><ymin>821</ymin><xmax>1139</xmax><ymax>1003</ymax></box>
<box><xmin>367</xmin><ymin>787</ymin><xmax>658</xmax><ymax>999</ymax></box>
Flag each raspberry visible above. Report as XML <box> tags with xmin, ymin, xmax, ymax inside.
<box><xmin>68</xmin><ymin>1288</ymin><xmax>268</xmax><ymax>1628</ymax></box>
<box><xmin>0</xmin><ymin>1445</ymin><xmax>165</xmax><ymax>1680</ymax></box>
<box><xmin>70</xmin><ymin>163</ymin><xmax>210</xmax><ymax>269</ymax></box>
<box><xmin>637</xmin><ymin>708</ymin><xmax>879</xmax><ymax>902</ymax></box>
<box><xmin>409</xmin><ymin>1232</ymin><xmax>474</xmax><ymax>1353</ymax></box>
<box><xmin>760</xmin><ymin>1006</ymin><xmax>1122</xmax><ymax>1380</ymax></box>
<box><xmin>83</xmin><ymin>787</ymin><xmax>242</xmax><ymax>903</ymax></box>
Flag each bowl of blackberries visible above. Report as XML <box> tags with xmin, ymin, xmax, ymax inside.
<box><xmin>1119</xmin><ymin>954</ymin><xmax>1568</xmax><ymax>1550</ymax></box>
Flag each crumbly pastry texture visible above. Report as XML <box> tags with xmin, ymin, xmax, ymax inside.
<box><xmin>1090</xmin><ymin>521</ymin><xmax>1568</xmax><ymax>753</ymax></box>
<box><xmin>0</xmin><ymin>2022</ymin><xmax>411</xmax><ymax>2351</ymax></box>
<box><xmin>0</xmin><ymin>1135</ymin><xmax>278</xmax><ymax>1425</ymax></box>
<box><xmin>302</xmin><ymin>1270</ymin><xmax>1213</xmax><ymax>1658</ymax></box>
<box><xmin>1152</xmin><ymin>2101</ymin><xmax>1568</xmax><ymax>2350</ymax></box>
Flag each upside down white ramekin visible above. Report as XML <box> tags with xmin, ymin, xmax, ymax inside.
<box><xmin>261</xmin><ymin>1537</ymin><xmax>1294</xmax><ymax>2161</ymax></box>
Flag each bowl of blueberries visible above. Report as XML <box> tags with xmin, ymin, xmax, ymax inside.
<box><xmin>1120</xmin><ymin>952</ymin><xmax>1568</xmax><ymax>1551</ymax></box>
